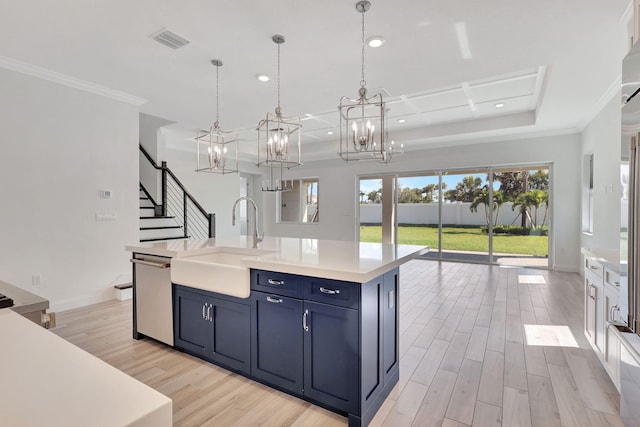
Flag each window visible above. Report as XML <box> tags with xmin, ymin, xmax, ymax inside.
<box><xmin>582</xmin><ymin>154</ymin><xmax>594</xmax><ymax>234</ymax></box>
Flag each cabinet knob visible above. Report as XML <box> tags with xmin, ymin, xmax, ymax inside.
<box><xmin>319</xmin><ymin>287</ymin><xmax>340</xmax><ymax>295</ymax></box>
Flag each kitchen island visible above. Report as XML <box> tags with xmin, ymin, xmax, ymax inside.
<box><xmin>127</xmin><ymin>236</ymin><xmax>428</xmax><ymax>426</ymax></box>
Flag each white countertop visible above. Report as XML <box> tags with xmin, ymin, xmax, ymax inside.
<box><xmin>0</xmin><ymin>309</ymin><xmax>172</xmax><ymax>427</ymax></box>
<box><xmin>127</xmin><ymin>236</ymin><xmax>429</xmax><ymax>283</ymax></box>
<box><xmin>581</xmin><ymin>247</ymin><xmax>624</xmax><ymax>275</ymax></box>
<box><xmin>0</xmin><ymin>279</ymin><xmax>49</xmax><ymax>315</ymax></box>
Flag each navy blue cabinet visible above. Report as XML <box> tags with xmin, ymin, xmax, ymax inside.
<box><xmin>251</xmin><ymin>291</ymin><xmax>359</xmax><ymax>414</ymax></box>
<box><xmin>303</xmin><ymin>300</ymin><xmax>359</xmax><ymax>414</ymax></box>
<box><xmin>251</xmin><ymin>292</ymin><xmax>304</xmax><ymax>392</ymax></box>
<box><xmin>174</xmin><ymin>267</ymin><xmax>400</xmax><ymax>427</ymax></box>
<box><xmin>174</xmin><ymin>285</ymin><xmax>250</xmax><ymax>374</ymax></box>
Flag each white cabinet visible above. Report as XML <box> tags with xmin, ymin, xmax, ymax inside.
<box><xmin>584</xmin><ymin>256</ymin><xmax>604</xmax><ymax>353</ymax></box>
<box><xmin>583</xmin><ymin>252</ymin><xmax>623</xmax><ymax>391</ymax></box>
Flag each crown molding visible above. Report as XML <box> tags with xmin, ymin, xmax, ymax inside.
<box><xmin>0</xmin><ymin>55</ymin><xmax>147</xmax><ymax>106</ymax></box>
<box><xmin>576</xmin><ymin>74</ymin><xmax>621</xmax><ymax>132</ymax></box>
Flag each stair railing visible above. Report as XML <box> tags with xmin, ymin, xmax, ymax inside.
<box><xmin>140</xmin><ymin>144</ymin><xmax>215</xmax><ymax>239</ymax></box>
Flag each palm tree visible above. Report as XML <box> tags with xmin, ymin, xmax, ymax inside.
<box><xmin>540</xmin><ymin>191</ymin><xmax>549</xmax><ymax>225</ymax></box>
<box><xmin>470</xmin><ymin>188</ymin><xmax>505</xmax><ymax>226</ymax></box>
<box><xmin>511</xmin><ymin>190</ymin><xmax>548</xmax><ymax>227</ymax></box>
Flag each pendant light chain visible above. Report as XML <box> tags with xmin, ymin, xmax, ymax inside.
<box><xmin>215</xmin><ymin>63</ymin><xmax>220</xmax><ymax>125</ymax></box>
<box><xmin>277</xmin><ymin>41</ymin><xmax>281</xmax><ymax>110</ymax></box>
<box><xmin>361</xmin><ymin>9</ymin><xmax>366</xmax><ymax>88</ymax></box>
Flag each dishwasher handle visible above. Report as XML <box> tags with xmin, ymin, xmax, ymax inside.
<box><xmin>130</xmin><ymin>258</ymin><xmax>171</xmax><ymax>269</ymax></box>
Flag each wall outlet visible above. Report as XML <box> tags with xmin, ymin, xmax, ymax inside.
<box><xmin>32</xmin><ymin>274</ymin><xmax>41</xmax><ymax>286</ymax></box>
<box><xmin>95</xmin><ymin>212</ymin><xmax>118</xmax><ymax>221</ymax></box>
<box><xmin>100</xmin><ymin>189</ymin><xmax>113</xmax><ymax>199</ymax></box>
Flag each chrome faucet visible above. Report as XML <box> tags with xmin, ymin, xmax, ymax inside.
<box><xmin>232</xmin><ymin>197</ymin><xmax>264</xmax><ymax>248</ymax></box>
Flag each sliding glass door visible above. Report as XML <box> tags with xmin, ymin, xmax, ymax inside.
<box><xmin>358</xmin><ymin>164</ymin><xmax>551</xmax><ymax>268</ymax></box>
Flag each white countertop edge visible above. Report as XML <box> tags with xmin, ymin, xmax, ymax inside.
<box><xmin>128</xmin><ymin>238</ymin><xmax>429</xmax><ymax>283</ymax></box>
<box><xmin>243</xmin><ymin>246</ymin><xmax>429</xmax><ymax>283</ymax></box>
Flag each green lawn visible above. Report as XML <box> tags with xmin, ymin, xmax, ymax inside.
<box><xmin>360</xmin><ymin>225</ymin><xmax>548</xmax><ymax>256</ymax></box>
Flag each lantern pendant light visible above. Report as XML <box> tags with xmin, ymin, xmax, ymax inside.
<box><xmin>195</xmin><ymin>59</ymin><xmax>239</xmax><ymax>174</ymax></box>
<box><xmin>256</xmin><ymin>35</ymin><xmax>302</xmax><ymax>192</ymax></box>
<box><xmin>338</xmin><ymin>1</ymin><xmax>402</xmax><ymax>163</ymax></box>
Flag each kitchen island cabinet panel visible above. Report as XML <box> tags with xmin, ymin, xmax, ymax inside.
<box><xmin>173</xmin><ymin>287</ymin><xmax>212</xmax><ymax>358</ymax></box>
<box><xmin>251</xmin><ymin>291</ymin><xmax>304</xmax><ymax>392</ymax></box>
<box><xmin>304</xmin><ymin>300</ymin><xmax>359</xmax><ymax>414</ymax></box>
<box><xmin>173</xmin><ymin>285</ymin><xmax>250</xmax><ymax>374</ymax></box>
<box><xmin>383</xmin><ymin>269</ymin><xmax>399</xmax><ymax>379</ymax></box>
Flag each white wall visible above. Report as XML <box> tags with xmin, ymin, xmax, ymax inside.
<box><xmin>580</xmin><ymin>94</ymin><xmax>622</xmax><ymax>259</ymax></box>
<box><xmin>0</xmin><ymin>68</ymin><xmax>139</xmax><ymax>312</ymax></box>
<box><xmin>263</xmin><ymin>134</ymin><xmax>581</xmax><ymax>271</ymax></box>
<box><xmin>139</xmin><ymin>113</ymin><xmax>173</xmax><ymax>202</ymax></box>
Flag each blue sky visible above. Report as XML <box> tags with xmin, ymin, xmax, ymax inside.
<box><xmin>360</xmin><ymin>174</ymin><xmax>490</xmax><ymax>195</ymax></box>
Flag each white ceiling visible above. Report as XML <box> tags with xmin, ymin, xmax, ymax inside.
<box><xmin>0</xmin><ymin>0</ymin><xmax>632</xmax><ymax>161</ymax></box>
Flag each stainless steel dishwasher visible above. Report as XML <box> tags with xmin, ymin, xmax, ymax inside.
<box><xmin>131</xmin><ymin>254</ymin><xmax>173</xmax><ymax>346</ymax></box>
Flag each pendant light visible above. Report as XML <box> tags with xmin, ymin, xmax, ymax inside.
<box><xmin>338</xmin><ymin>1</ymin><xmax>402</xmax><ymax>163</ymax></box>
<box><xmin>195</xmin><ymin>59</ymin><xmax>239</xmax><ymax>174</ymax></box>
<box><xmin>257</xmin><ymin>35</ymin><xmax>302</xmax><ymax>192</ymax></box>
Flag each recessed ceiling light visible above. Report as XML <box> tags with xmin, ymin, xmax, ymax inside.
<box><xmin>398</xmin><ymin>119</ymin><xmax>406</xmax><ymax>123</ymax></box>
<box><xmin>256</xmin><ymin>74</ymin><xmax>270</xmax><ymax>82</ymax></box>
<box><xmin>367</xmin><ymin>36</ymin><xmax>385</xmax><ymax>48</ymax></box>
<box><xmin>495</xmin><ymin>103</ymin><xmax>505</xmax><ymax>108</ymax></box>
<box><xmin>327</xmin><ymin>131</ymin><xmax>334</xmax><ymax>135</ymax></box>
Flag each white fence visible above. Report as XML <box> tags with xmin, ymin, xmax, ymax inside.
<box><xmin>359</xmin><ymin>202</ymin><xmax>543</xmax><ymax>226</ymax></box>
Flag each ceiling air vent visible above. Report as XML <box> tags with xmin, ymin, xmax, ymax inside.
<box><xmin>151</xmin><ymin>29</ymin><xmax>190</xmax><ymax>50</ymax></box>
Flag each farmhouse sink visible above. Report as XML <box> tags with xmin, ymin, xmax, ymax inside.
<box><xmin>171</xmin><ymin>248</ymin><xmax>273</xmax><ymax>298</ymax></box>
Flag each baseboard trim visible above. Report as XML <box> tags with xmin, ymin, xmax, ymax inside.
<box><xmin>553</xmin><ymin>263</ymin><xmax>579</xmax><ymax>273</ymax></box>
<box><xmin>50</xmin><ymin>290</ymin><xmax>114</xmax><ymax>313</ymax></box>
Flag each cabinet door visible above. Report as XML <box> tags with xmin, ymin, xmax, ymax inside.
<box><xmin>584</xmin><ymin>273</ymin><xmax>598</xmax><ymax>347</ymax></box>
<box><xmin>174</xmin><ymin>288</ymin><xmax>212</xmax><ymax>358</ymax></box>
<box><xmin>603</xmin><ymin>285</ymin><xmax>621</xmax><ymax>389</ymax></box>
<box><xmin>382</xmin><ymin>268</ymin><xmax>399</xmax><ymax>380</ymax></box>
<box><xmin>210</xmin><ymin>298</ymin><xmax>251</xmax><ymax>374</ymax></box>
<box><xmin>303</xmin><ymin>301</ymin><xmax>358</xmax><ymax>414</ymax></box>
<box><xmin>595</xmin><ymin>279</ymin><xmax>605</xmax><ymax>354</ymax></box>
<box><xmin>251</xmin><ymin>291</ymin><xmax>304</xmax><ymax>393</ymax></box>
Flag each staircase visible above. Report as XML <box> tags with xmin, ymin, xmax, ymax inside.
<box><xmin>139</xmin><ymin>145</ymin><xmax>215</xmax><ymax>242</ymax></box>
<box><xmin>139</xmin><ymin>186</ymin><xmax>185</xmax><ymax>242</ymax></box>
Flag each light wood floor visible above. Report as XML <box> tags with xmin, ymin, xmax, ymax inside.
<box><xmin>52</xmin><ymin>260</ymin><xmax>624</xmax><ymax>427</ymax></box>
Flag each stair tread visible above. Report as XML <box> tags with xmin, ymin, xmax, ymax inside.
<box><xmin>140</xmin><ymin>236</ymin><xmax>189</xmax><ymax>242</ymax></box>
<box><xmin>140</xmin><ymin>225</ymin><xmax>183</xmax><ymax>230</ymax></box>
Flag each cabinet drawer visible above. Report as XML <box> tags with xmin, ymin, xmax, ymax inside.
<box><xmin>251</xmin><ymin>270</ymin><xmax>303</xmax><ymax>299</ymax></box>
<box><xmin>605</xmin><ymin>268</ymin><xmax>622</xmax><ymax>292</ymax></box>
<box><xmin>304</xmin><ymin>277</ymin><xmax>359</xmax><ymax>309</ymax></box>
<box><xmin>584</xmin><ymin>256</ymin><xmax>603</xmax><ymax>279</ymax></box>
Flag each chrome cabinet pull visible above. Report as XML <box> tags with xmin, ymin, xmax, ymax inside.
<box><xmin>303</xmin><ymin>309</ymin><xmax>309</xmax><ymax>332</ymax></box>
<box><xmin>589</xmin><ymin>265</ymin><xmax>599</xmax><ymax>270</ymax></box>
<box><xmin>267</xmin><ymin>296</ymin><xmax>283</xmax><ymax>304</ymax></box>
<box><xmin>267</xmin><ymin>279</ymin><xmax>284</xmax><ymax>286</ymax></box>
<box><xmin>207</xmin><ymin>304</ymin><xmax>212</xmax><ymax>322</ymax></box>
<box><xmin>320</xmin><ymin>287</ymin><xmax>340</xmax><ymax>295</ymax></box>
<box><xmin>203</xmin><ymin>304</ymin><xmax>206</xmax><ymax>320</ymax></box>
<box><xmin>610</xmin><ymin>305</ymin><xmax>620</xmax><ymax>322</ymax></box>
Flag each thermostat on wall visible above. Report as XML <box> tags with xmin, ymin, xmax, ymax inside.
<box><xmin>101</xmin><ymin>190</ymin><xmax>113</xmax><ymax>199</ymax></box>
